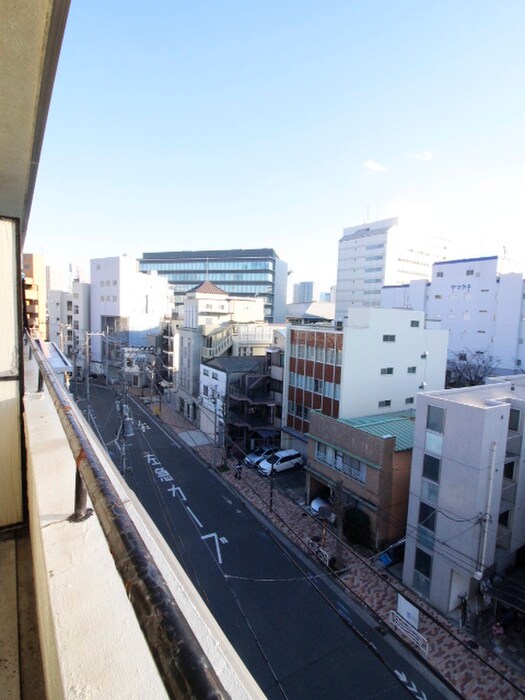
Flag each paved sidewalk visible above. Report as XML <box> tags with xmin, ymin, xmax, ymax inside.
<box><xmin>151</xmin><ymin>398</ymin><xmax>525</xmax><ymax>700</ymax></box>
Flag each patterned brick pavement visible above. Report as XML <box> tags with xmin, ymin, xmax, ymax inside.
<box><xmin>151</xmin><ymin>398</ymin><xmax>525</xmax><ymax>700</ymax></box>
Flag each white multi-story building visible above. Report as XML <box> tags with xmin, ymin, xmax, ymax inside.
<box><xmin>47</xmin><ymin>289</ymin><xmax>73</xmax><ymax>356</ymax></box>
<box><xmin>382</xmin><ymin>255</ymin><xmax>525</xmax><ymax>374</ymax></box>
<box><xmin>177</xmin><ymin>281</ymin><xmax>266</xmax><ymax>421</ymax></box>
<box><xmin>71</xmin><ymin>280</ymin><xmax>91</xmax><ymax>378</ymax></box>
<box><xmin>281</xmin><ymin>308</ymin><xmax>448</xmax><ymax>453</ymax></box>
<box><xmin>335</xmin><ymin>217</ymin><xmax>448</xmax><ymax>320</ymax></box>
<box><xmin>339</xmin><ymin>308</ymin><xmax>448</xmax><ymax>419</ymax></box>
<box><xmin>89</xmin><ymin>256</ymin><xmax>173</xmax><ymax>375</ymax></box>
<box><xmin>403</xmin><ymin>377</ymin><xmax>525</xmax><ymax>617</ymax></box>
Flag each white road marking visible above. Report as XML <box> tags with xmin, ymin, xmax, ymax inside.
<box><xmin>168</xmin><ymin>485</ymin><xmax>187</xmax><ymax>501</ymax></box>
<box><xmin>201</xmin><ymin>533</ymin><xmax>226</xmax><ymax>565</ymax></box>
<box><xmin>186</xmin><ymin>507</ymin><xmax>203</xmax><ymax>528</ymax></box>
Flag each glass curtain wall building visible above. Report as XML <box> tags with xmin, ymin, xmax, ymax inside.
<box><xmin>140</xmin><ymin>248</ymin><xmax>288</xmax><ymax>322</ymax></box>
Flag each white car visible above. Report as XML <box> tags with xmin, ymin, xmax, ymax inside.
<box><xmin>258</xmin><ymin>449</ymin><xmax>304</xmax><ymax>476</ymax></box>
<box><xmin>244</xmin><ymin>447</ymin><xmax>278</xmax><ymax>467</ymax></box>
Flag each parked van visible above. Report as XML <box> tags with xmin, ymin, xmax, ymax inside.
<box><xmin>258</xmin><ymin>449</ymin><xmax>304</xmax><ymax>476</ymax></box>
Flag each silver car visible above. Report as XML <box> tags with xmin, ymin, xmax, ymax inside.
<box><xmin>244</xmin><ymin>446</ymin><xmax>279</xmax><ymax>467</ymax></box>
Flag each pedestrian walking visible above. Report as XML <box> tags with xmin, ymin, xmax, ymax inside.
<box><xmin>234</xmin><ymin>461</ymin><xmax>243</xmax><ymax>480</ymax></box>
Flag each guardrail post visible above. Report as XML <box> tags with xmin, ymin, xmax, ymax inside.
<box><xmin>37</xmin><ymin>368</ymin><xmax>44</xmax><ymax>392</ymax></box>
<box><xmin>69</xmin><ymin>469</ymin><xmax>93</xmax><ymax>523</ymax></box>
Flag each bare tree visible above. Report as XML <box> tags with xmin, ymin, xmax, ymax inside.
<box><xmin>447</xmin><ymin>350</ymin><xmax>500</xmax><ymax>388</ymax></box>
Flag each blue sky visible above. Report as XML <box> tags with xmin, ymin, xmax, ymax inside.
<box><xmin>26</xmin><ymin>1</ymin><xmax>525</xmax><ymax>292</ymax></box>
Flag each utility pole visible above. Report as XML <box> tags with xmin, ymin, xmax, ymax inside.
<box><xmin>335</xmin><ymin>479</ymin><xmax>344</xmax><ymax>571</ymax></box>
<box><xmin>85</xmin><ymin>331</ymin><xmax>105</xmax><ymax>422</ymax></box>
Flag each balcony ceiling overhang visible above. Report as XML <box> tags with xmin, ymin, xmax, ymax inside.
<box><xmin>0</xmin><ymin>0</ymin><xmax>70</xmax><ymax>240</ymax></box>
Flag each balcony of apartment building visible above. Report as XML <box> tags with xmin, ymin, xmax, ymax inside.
<box><xmin>1</xmin><ymin>4</ymin><xmax>261</xmax><ymax>696</ymax></box>
<box><xmin>201</xmin><ymin>325</ymin><xmax>234</xmax><ymax>360</ymax></box>
<box><xmin>1</xmin><ymin>337</ymin><xmax>261</xmax><ymax>699</ymax></box>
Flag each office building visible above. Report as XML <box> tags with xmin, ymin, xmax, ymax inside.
<box><xmin>89</xmin><ymin>256</ymin><xmax>173</xmax><ymax>375</ymax></box>
<box><xmin>140</xmin><ymin>248</ymin><xmax>288</xmax><ymax>322</ymax></box>
<box><xmin>282</xmin><ymin>308</ymin><xmax>448</xmax><ymax>454</ymax></box>
<box><xmin>293</xmin><ymin>281</ymin><xmax>315</xmax><ymax>303</ymax></box>
<box><xmin>335</xmin><ymin>217</ymin><xmax>448</xmax><ymax>319</ymax></box>
<box><xmin>382</xmin><ymin>255</ymin><xmax>525</xmax><ymax>374</ymax></box>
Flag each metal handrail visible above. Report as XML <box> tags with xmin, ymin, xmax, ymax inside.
<box><xmin>28</xmin><ymin>334</ymin><xmax>228</xmax><ymax>699</ymax></box>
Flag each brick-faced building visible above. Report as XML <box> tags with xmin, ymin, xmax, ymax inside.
<box><xmin>285</xmin><ymin>325</ymin><xmax>343</xmax><ymax>439</ymax></box>
<box><xmin>306</xmin><ymin>409</ymin><xmax>415</xmax><ymax>550</ymax></box>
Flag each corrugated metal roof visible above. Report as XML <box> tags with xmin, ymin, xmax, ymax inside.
<box><xmin>341</xmin><ymin>410</ymin><xmax>416</xmax><ymax>451</ymax></box>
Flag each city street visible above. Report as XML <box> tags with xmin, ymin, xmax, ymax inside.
<box><xmin>81</xmin><ymin>383</ymin><xmax>452</xmax><ymax>699</ymax></box>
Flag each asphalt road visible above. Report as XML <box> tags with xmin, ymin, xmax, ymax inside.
<box><xmin>81</xmin><ymin>384</ymin><xmax>454</xmax><ymax>700</ymax></box>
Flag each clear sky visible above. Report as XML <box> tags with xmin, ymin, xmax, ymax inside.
<box><xmin>25</xmin><ymin>1</ymin><xmax>525</xmax><ymax>293</ymax></box>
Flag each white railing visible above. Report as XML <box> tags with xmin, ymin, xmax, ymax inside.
<box><xmin>389</xmin><ymin>610</ymin><xmax>429</xmax><ymax>655</ymax></box>
<box><xmin>306</xmin><ymin>537</ymin><xmax>330</xmax><ymax>567</ymax></box>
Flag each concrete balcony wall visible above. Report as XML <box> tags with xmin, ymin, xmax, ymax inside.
<box><xmin>23</xmin><ymin>349</ymin><xmax>262</xmax><ymax>699</ymax></box>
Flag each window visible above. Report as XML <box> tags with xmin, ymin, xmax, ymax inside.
<box><xmin>383</xmin><ymin>334</ymin><xmax>396</xmax><ymax>342</ymax></box>
<box><xmin>458</xmin><ymin>352</ymin><xmax>467</xmax><ymax>361</ymax></box>
<box><xmin>410</xmin><ymin>320</ymin><xmax>420</xmax><ymax>328</ymax></box>
<box><xmin>498</xmin><ymin>510</ymin><xmax>511</xmax><ymax>528</ymax></box>
<box><xmin>466</xmin><ymin>269</ymin><xmax>474</xmax><ymax>276</ymax></box>
<box><xmin>405</xmin><ymin>397</ymin><xmax>414</xmax><ymax>404</ymax></box>
<box><xmin>203</xmin><ymin>385</ymin><xmax>209</xmax><ymax>397</ymax></box>
<box><xmin>414</xmin><ymin>548</ymin><xmax>432</xmax><ymax>579</ymax></box>
<box><xmin>100</xmin><ymin>281</ymin><xmax>105</xmax><ymax>287</ymax></box>
<box><xmin>427</xmin><ymin>405</ymin><xmax>444</xmax><ymax>433</ymax></box>
<box><xmin>212</xmin><ymin>372</ymin><xmax>218</xmax><ymax>380</ymax></box>
<box><xmin>436</xmin><ymin>271</ymin><xmax>443</xmax><ymax>278</ymax></box>
<box><xmin>422</xmin><ymin>454</ymin><xmax>440</xmax><ymax>482</ymax></box>
<box><xmin>381</xmin><ymin>367</ymin><xmax>394</xmax><ymax>375</ymax></box>
<box><xmin>509</xmin><ymin>409</ymin><xmax>520</xmax><ymax>432</ymax></box>
<box><xmin>504</xmin><ymin>461</ymin><xmax>515</xmax><ymax>480</ymax></box>
<box><xmin>203</xmin><ymin>369</ymin><xmax>209</xmax><ymax>376</ymax></box>
<box><xmin>314</xmin><ymin>378</ymin><xmax>323</xmax><ymax>393</ymax></box>
<box><xmin>435</xmin><ymin>294</ymin><xmax>442</xmax><ymax>299</ymax></box>
<box><xmin>378</xmin><ymin>400</ymin><xmax>391</xmax><ymax>408</ymax></box>
<box><xmin>419</xmin><ymin>502</ymin><xmax>436</xmax><ymax>531</ymax></box>
<box><xmin>407</xmin><ymin>366</ymin><xmax>416</xmax><ymax>374</ymax></box>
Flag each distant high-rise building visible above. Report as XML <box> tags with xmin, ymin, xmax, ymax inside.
<box><xmin>335</xmin><ymin>217</ymin><xmax>448</xmax><ymax>320</ymax></box>
<box><xmin>140</xmin><ymin>248</ymin><xmax>288</xmax><ymax>322</ymax></box>
<box><xmin>293</xmin><ymin>281</ymin><xmax>315</xmax><ymax>303</ymax></box>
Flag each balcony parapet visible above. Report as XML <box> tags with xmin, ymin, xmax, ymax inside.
<box><xmin>24</xmin><ymin>335</ymin><xmax>262</xmax><ymax>699</ymax></box>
